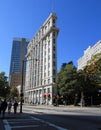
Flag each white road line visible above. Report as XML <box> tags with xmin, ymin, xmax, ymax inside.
<box><xmin>3</xmin><ymin>116</ymin><xmax>69</xmax><ymax>130</ymax></box>
<box><xmin>11</xmin><ymin>125</ymin><xmax>39</xmax><ymax>128</ymax></box>
<box><xmin>9</xmin><ymin>121</ymin><xmax>37</xmax><ymax>124</ymax></box>
<box><xmin>3</xmin><ymin>120</ymin><xmax>11</xmax><ymax>130</ymax></box>
<box><xmin>9</xmin><ymin>118</ymin><xmax>34</xmax><ymax>121</ymax></box>
<box><xmin>30</xmin><ymin>116</ymin><xmax>68</xmax><ymax>130</ymax></box>
<box><xmin>3</xmin><ymin>119</ymin><xmax>38</xmax><ymax>129</ymax></box>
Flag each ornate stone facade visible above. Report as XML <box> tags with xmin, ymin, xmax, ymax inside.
<box><xmin>25</xmin><ymin>13</ymin><xmax>59</xmax><ymax>105</ymax></box>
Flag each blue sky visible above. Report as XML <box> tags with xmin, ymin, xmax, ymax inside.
<box><xmin>0</xmin><ymin>0</ymin><xmax>101</xmax><ymax>77</ymax></box>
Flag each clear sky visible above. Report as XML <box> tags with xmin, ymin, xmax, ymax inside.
<box><xmin>1</xmin><ymin>0</ymin><xmax>101</xmax><ymax>77</ymax></box>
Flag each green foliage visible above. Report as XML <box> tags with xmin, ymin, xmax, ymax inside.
<box><xmin>56</xmin><ymin>61</ymin><xmax>78</xmax><ymax>104</ymax></box>
<box><xmin>10</xmin><ymin>87</ymin><xmax>19</xmax><ymax>100</ymax></box>
<box><xmin>77</xmin><ymin>69</ymin><xmax>98</xmax><ymax>94</ymax></box>
<box><xmin>56</xmin><ymin>59</ymin><xmax>101</xmax><ymax>105</ymax></box>
<box><xmin>0</xmin><ymin>72</ymin><xmax>10</xmax><ymax>98</ymax></box>
<box><xmin>84</xmin><ymin>57</ymin><xmax>101</xmax><ymax>91</ymax></box>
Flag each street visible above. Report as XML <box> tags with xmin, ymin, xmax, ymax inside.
<box><xmin>2</xmin><ymin>105</ymin><xmax>101</xmax><ymax>130</ymax></box>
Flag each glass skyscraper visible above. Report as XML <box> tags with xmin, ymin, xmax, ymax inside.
<box><xmin>9</xmin><ymin>38</ymin><xmax>30</xmax><ymax>88</ymax></box>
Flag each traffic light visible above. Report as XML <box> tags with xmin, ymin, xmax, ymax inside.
<box><xmin>20</xmin><ymin>93</ymin><xmax>23</xmax><ymax>97</ymax></box>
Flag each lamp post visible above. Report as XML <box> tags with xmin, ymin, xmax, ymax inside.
<box><xmin>20</xmin><ymin>60</ymin><xmax>24</xmax><ymax>113</ymax></box>
<box><xmin>20</xmin><ymin>58</ymin><xmax>39</xmax><ymax>113</ymax></box>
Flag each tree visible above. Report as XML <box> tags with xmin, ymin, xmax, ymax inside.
<box><xmin>0</xmin><ymin>72</ymin><xmax>10</xmax><ymax>98</ymax></box>
<box><xmin>10</xmin><ymin>87</ymin><xmax>19</xmax><ymax>100</ymax></box>
<box><xmin>78</xmin><ymin>57</ymin><xmax>101</xmax><ymax>105</ymax></box>
<box><xmin>84</xmin><ymin>55</ymin><xmax>101</xmax><ymax>92</ymax></box>
<box><xmin>56</xmin><ymin>60</ymin><xmax>99</xmax><ymax>106</ymax></box>
<box><xmin>57</xmin><ymin>55</ymin><xmax>101</xmax><ymax>106</ymax></box>
<box><xmin>57</xmin><ymin>61</ymin><xmax>77</xmax><ymax>105</ymax></box>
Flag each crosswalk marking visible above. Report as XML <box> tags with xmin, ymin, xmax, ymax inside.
<box><xmin>31</xmin><ymin>116</ymin><xmax>68</xmax><ymax>130</ymax></box>
<box><xmin>11</xmin><ymin>125</ymin><xmax>39</xmax><ymax>128</ymax></box>
<box><xmin>3</xmin><ymin>120</ymin><xmax>11</xmax><ymax>130</ymax></box>
<box><xmin>3</xmin><ymin>116</ymin><xmax>68</xmax><ymax>130</ymax></box>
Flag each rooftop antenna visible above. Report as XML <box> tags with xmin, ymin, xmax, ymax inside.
<box><xmin>51</xmin><ymin>0</ymin><xmax>55</xmax><ymax>13</ymax></box>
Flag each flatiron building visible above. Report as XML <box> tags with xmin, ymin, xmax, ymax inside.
<box><xmin>25</xmin><ymin>13</ymin><xmax>59</xmax><ymax>105</ymax></box>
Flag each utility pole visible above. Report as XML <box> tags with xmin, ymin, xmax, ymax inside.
<box><xmin>20</xmin><ymin>60</ymin><xmax>24</xmax><ymax>113</ymax></box>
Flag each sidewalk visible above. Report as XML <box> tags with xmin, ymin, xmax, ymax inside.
<box><xmin>27</xmin><ymin>103</ymin><xmax>101</xmax><ymax>109</ymax></box>
<box><xmin>0</xmin><ymin>112</ymin><xmax>27</xmax><ymax>130</ymax></box>
<box><xmin>24</xmin><ymin>104</ymin><xmax>101</xmax><ymax>114</ymax></box>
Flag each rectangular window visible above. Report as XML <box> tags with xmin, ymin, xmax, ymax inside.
<box><xmin>48</xmin><ymin>63</ymin><xmax>50</xmax><ymax>68</ymax></box>
<box><xmin>48</xmin><ymin>22</ymin><xmax>50</xmax><ymax>28</ymax></box>
<box><xmin>48</xmin><ymin>55</ymin><xmax>50</xmax><ymax>60</ymax></box>
<box><xmin>44</xmin><ymin>58</ymin><xmax>46</xmax><ymax>62</ymax></box>
<box><xmin>47</xmin><ymin>88</ymin><xmax>50</xmax><ymax>93</ymax></box>
<box><xmin>53</xmin><ymin>61</ymin><xmax>55</xmax><ymax>66</ymax></box>
<box><xmin>48</xmin><ymin>71</ymin><xmax>50</xmax><ymax>76</ymax></box>
<box><xmin>53</xmin><ymin>19</ymin><xmax>55</xmax><ymax>23</ymax></box>
<box><xmin>44</xmin><ymin>80</ymin><xmax>46</xmax><ymax>85</ymax></box>
<box><xmin>53</xmin><ymin>39</ymin><xmax>55</xmax><ymax>44</ymax></box>
<box><xmin>48</xmin><ymin>40</ymin><xmax>50</xmax><ymax>46</ymax></box>
<box><xmin>48</xmin><ymin>48</ymin><xmax>50</xmax><ymax>53</ymax></box>
<box><xmin>53</xmin><ymin>78</ymin><xmax>56</xmax><ymax>82</ymax></box>
<box><xmin>53</xmin><ymin>69</ymin><xmax>56</xmax><ymax>75</ymax></box>
<box><xmin>53</xmin><ymin>53</ymin><xmax>55</xmax><ymax>58</ymax></box>
<box><xmin>53</xmin><ymin>46</ymin><xmax>55</xmax><ymax>51</ymax></box>
<box><xmin>44</xmin><ymin>72</ymin><xmax>46</xmax><ymax>77</ymax></box>
<box><xmin>44</xmin><ymin>89</ymin><xmax>46</xmax><ymax>93</ymax></box>
<box><xmin>53</xmin><ymin>32</ymin><xmax>55</xmax><ymax>37</ymax></box>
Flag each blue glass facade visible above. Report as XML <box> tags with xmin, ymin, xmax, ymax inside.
<box><xmin>9</xmin><ymin>38</ymin><xmax>30</xmax><ymax>88</ymax></box>
<box><xmin>9</xmin><ymin>38</ymin><xmax>29</xmax><ymax>74</ymax></box>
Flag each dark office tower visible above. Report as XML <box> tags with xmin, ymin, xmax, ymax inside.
<box><xmin>9</xmin><ymin>38</ymin><xmax>30</xmax><ymax>88</ymax></box>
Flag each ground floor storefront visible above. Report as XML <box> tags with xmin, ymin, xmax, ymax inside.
<box><xmin>24</xmin><ymin>85</ymin><xmax>56</xmax><ymax>105</ymax></box>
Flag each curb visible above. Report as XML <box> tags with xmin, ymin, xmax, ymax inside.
<box><xmin>0</xmin><ymin>120</ymin><xmax>5</xmax><ymax>130</ymax></box>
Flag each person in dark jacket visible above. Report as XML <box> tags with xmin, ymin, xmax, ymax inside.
<box><xmin>0</xmin><ymin>98</ymin><xmax>3</xmax><ymax>114</ymax></box>
<box><xmin>1</xmin><ymin>99</ymin><xmax>7</xmax><ymax>118</ymax></box>
<box><xmin>13</xmin><ymin>100</ymin><xmax>18</xmax><ymax>114</ymax></box>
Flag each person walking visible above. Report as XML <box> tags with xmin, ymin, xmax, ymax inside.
<box><xmin>1</xmin><ymin>99</ymin><xmax>7</xmax><ymax>118</ymax></box>
<box><xmin>13</xmin><ymin>100</ymin><xmax>18</xmax><ymax>114</ymax></box>
<box><xmin>7</xmin><ymin>100</ymin><xmax>12</xmax><ymax>114</ymax></box>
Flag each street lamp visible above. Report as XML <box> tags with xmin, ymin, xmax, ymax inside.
<box><xmin>20</xmin><ymin>60</ymin><xmax>24</xmax><ymax>113</ymax></box>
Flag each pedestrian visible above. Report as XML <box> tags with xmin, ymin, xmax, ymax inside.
<box><xmin>0</xmin><ymin>98</ymin><xmax>3</xmax><ymax>115</ymax></box>
<box><xmin>7</xmin><ymin>100</ymin><xmax>12</xmax><ymax>114</ymax></box>
<box><xmin>13</xmin><ymin>100</ymin><xmax>18</xmax><ymax>114</ymax></box>
<box><xmin>1</xmin><ymin>99</ymin><xmax>7</xmax><ymax>118</ymax></box>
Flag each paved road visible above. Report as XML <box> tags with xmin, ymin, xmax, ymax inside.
<box><xmin>1</xmin><ymin>105</ymin><xmax>101</xmax><ymax>130</ymax></box>
<box><xmin>3</xmin><ymin>113</ymin><xmax>67</xmax><ymax>130</ymax></box>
